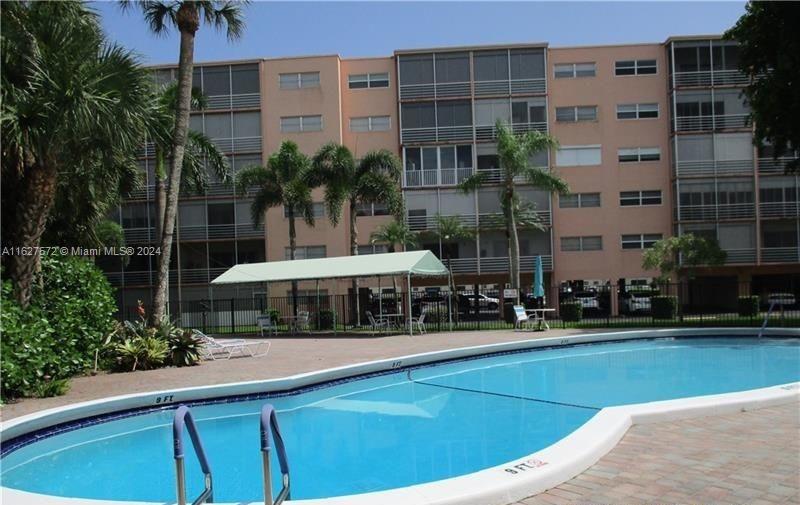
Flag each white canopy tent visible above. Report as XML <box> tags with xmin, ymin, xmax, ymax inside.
<box><xmin>211</xmin><ymin>251</ymin><xmax>450</xmax><ymax>335</ymax></box>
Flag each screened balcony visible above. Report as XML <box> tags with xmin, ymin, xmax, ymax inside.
<box><xmin>670</xmin><ymin>40</ymin><xmax>748</xmax><ymax>88</ymax></box>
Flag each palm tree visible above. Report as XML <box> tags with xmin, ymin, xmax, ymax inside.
<box><xmin>459</xmin><ymin>120</ymin><xmax>569</xmax><ymax>303</ymax></box>
<box><xmin>421</xmin><ymin>215</ymin><xmax>475</xmax><ymax>297</ymax></box>
<box><xmin>121</xmin><ymin>0</ymin><xmax>247</xmax><ymax>322</ymax></box>
<box><xmin>312</xmin><ymin>143</ymin><xmax>403</xmax><ymax>324</ymax></box>
<box><xmin>370</xmin><ymin>220</ymin><xmax>419</xmax><ymax>304</ymax></box>
<box><xmin>1</xmin><ymin>1</ymin><xmax>154</xmax><ymax>307</ymax></box>
<box><xmin>236</xmin><ymin>141</ymin><xmax>315</xmax><ymax>313</ymax></box>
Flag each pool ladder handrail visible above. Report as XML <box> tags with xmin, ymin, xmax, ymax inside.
<box><xmin>758</xmin><ymin>301</ymin><xmax>778</xmax><ymax>338</ymax></box>
<box><xmin>261</xmin><ymin>404</ymin><xmax>291</xmax><ymax>505</ymax></box>
<box><xmin>173</xmin><ymin>405</ymin><xmax>214</xmax><ymax>505</ymax></box>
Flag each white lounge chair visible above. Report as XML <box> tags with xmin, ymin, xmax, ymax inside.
<box><xmin>257</xmin><ymin>314</ymin><xmax>278</xmax><ymax>336</ymax></box>
<box><xmin>413</xmin><ymin>311</ymin><xmax>427</xmax><ymax>334</ymax></box>
<box><xmin>194</xmin><ymin>330</ymin><xmax>271</xmax><ymax>360</ymax></box>
<box><xmin>513</xmin><ymin>305</ymin><xmax>535</xmax><ymax>331</ymax></box>
<box><xmin>290</xmin><ymin>311</ymin><xmax>310</xmax><ymax>335</ymax></box>
<box><xmin>365</xmin><ymin>310</ymin><xmax>390</xmax><ymax>334</ymax></box>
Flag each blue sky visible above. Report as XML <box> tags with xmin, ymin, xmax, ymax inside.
<box><xmin>94</xmin><ymin>1</ymin><xmax>747</xmax><ymax>65</ymax></box>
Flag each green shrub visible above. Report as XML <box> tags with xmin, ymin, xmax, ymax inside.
<box><xmin>315</xmin><ymin>310</ymin><xmax>335</xmax><ymax>330</ymax></box>
<box><xmin>29</xmin><ymin>378</ymin><xmax>71</xmax><ymax>398</ymax></box>
<box><xmin>737</xmin><ymin>296</ymin><xmax>759</xmax><ymax>317</ymax></box>
<box><xmin>0</xmin><ymin>255</ymin><xmax>117</xmax><ymax>400</ymax></box>
<box><xmin>651</xmin><ymin>296</ymin><xmax>678</xmax><ymax>319</ymax></box>
<box><xmin>560</xmin><ymin>302</ymin><xmax>583</xmax><ymax>322</ymax></box>
<box><xmin>266</xmin><ymin>309</ymin><xmax>281</xmax><ymax>326</ymax></box>
<box><xmin>168</xmin><ymin>330</ymin><xmax>202</xmax><ymax>367</ymax></box>
<box><xmin>113</xmin><ymin>335</ymin><xmax>169</xmax><ymax>372</ymax></box>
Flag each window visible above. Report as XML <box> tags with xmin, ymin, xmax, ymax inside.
<box><xmin>285</xmin><ymin>246</ymin><xmax>326</xmax><ymax>260</ymax></box>
<box><xmin>202</xmin><ymin>66</ymin><xmax>231</xmax><ymax>95</ymax></box>
<box><xmin>512</xmin><ymin>97</ymin><xmax>546</xmax><ymax>124</ymax></box>
<box><xmin>554</xmin><ymin>62</ymin><xmax>596</xmax><ymax>78</ymax></box>
<box><xmin>509</xmin><ymin>49</ymin><xmax>545</xmax><ymax>80</ymax></box>
<box><xmin>561</xmin><ymin>236</ymin><xmax>603</xmax><ymax>252</ymax></box>
<box><xmin>436</xmin><ymin>100</ymin><xmax>472</xmax><ymax>127</ymax></box>
<box><xmin>284</xmin><ymin>203</ymin><xmax>325</xmax><ymax>218</ymax></box>
<box><xmin>435</xmin><ymin>52</ymin><xmax>470</xmax><ymax>83</ymax></box>
<box><xmin>350</xmin><ymin>116</ymin><xmax>391</xmax><ymax>132</ymax></box>
<box><xmin>555</xmin><ymin>106</ymin><xmax>597</xmax><ymax>122</ymax></box>
<box><xmin>398</xmin><ymin>54</ymin><xmax>433</xmax><ymax>85</ymax></box>
<box><xmin>401</xmin><ymin>102</ymin><xmax>435</xmax><ymax>129</ymax></box>
<box><xmin>556</xmin><ymin>146</ymin><xmax>602</xmax><ymax>167</ymax></box>
<box><xmin>358</xmin><ymin>244</ymin><xmax>389</xmax><ymax>255</ymax></box>
<box><xmin>348</xmin><ymin>72</ymin><xmax>390</xmax><ymax>89</ymax></box>
<box><xmin>232</xmin><ymin>111</ymin><xmax>260</xmax><ymax>138</ymax></box>
<box><xmin>475</xmin><ymin>99</ymin><xmax>510</xmax><ymax>126</ymax></box>
<box><xmin>280</xmin><ymin>115</ymin><xmax>322</xmax><ymax>133</ymax></box>
<box><xmin>355</xmin><ymin>202</ymin><xmax>390</xmax><ymax>217</ymax></box>
<box><xmin>279</xmin><ymin>72</ymin><xmax>320</xmax><ymax>89</ymax></box>
<box><xmin>404</xmin><ymin>147</ymin><xmax>439</xmax><ymax>171</ymax></box>
<box><xmin>621</xmin><ymin>234</ymin><xmax>662</xmax><ymax>249</ymax></box>
<box><xmin>616</xmin><ymin>103</ymin><xmax>659</xmax><ymax>120</ymax></box>
<box><xmin>618</xmin><ymin>147</ymin><xmax>661</xmax><ymax>163</ymax></box>
<box><xmin>559</xmin><ymin>193</ymin><xmax>601</xmax><ymax>208</ymax></box>
<box><xmin>615</xmin><ymin>59</ymin><xmax>657</xmax><ymax>76</ymax></box>
<box><xmin>231</xmin><ymin>64</ymin><xmax>259</xmax><ymax>94</ymax></box>
<box><xmin>474</xmin><ymin>50</ymin><xmax>509</xmax><ymax>81</ymax></box>
<box><xmin>620</xmin><ymin>190</ymin><xmax>662</xmax><ymax>206</ymax></box>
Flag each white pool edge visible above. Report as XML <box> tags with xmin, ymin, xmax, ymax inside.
<box><xmin>2</xmin><ymin>327</ymin><xmax>799</xmax><ymax>505</ymax></box>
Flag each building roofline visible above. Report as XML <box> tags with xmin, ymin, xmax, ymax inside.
<box><xmin>147</xmin><ymin>57</ymin><xmax>264</xmax><ymax>69</ymax></box>
<box><xmin>394</xmin><ymin>41</ymin><xmax>548</xmax><ymax>55</ymax></box>
<box><xmin>663</xmin><ymin>34</ymin><xmax>725</xmax><ymax>44</ymax></box>
<box><xmin>550</xmin><ymin>41</ymin><xmax>663</xmax><ymax>51</ymax></box>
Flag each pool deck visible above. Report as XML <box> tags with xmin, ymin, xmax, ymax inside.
<box><xmin>2</xmin><ymin>328</ymin><xmax>798</xmax><ymax>505</ymax></box>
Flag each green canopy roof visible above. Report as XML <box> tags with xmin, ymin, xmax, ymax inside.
<box><xmin>211</xmin><ymin>250</ymin><xmax>449</xmax><ymax>285</ymax></box>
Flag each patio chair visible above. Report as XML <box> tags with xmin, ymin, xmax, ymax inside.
<box><xmin>290</xmin><ymin>311</ymin><xmax>311</xmax><ymax>335</ymax></box>
<box><xmin>256</xmin><ymin>314</ymin><xmax>278</xmax><ymax>336</ymax></box>
<box><xmin>365</xmin><ymin>310</ymin><xmax>390</xmax><ymax>334</ymax></box>
<box><xmin>513</xmin><ymin>305</ymin><xmax>535</xmax><ymax>332</ymax></box>
<box><xmin>193</xmin><ymin>330</ymin><xmax>271</xmax><ymax>360</ymax></box>
<box><xmin>413</xmin><ymin>310</ymin><xmax>427</xmax><ymax>335</ymax></box>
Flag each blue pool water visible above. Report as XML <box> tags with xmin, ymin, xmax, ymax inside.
<box><xmin>2</xmin><ymin>337</ymin><xmax>798</xmax><ymax>502</ymax></box>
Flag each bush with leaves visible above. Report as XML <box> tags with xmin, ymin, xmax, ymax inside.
<box><xmin>168</xmin><ymin>330</ymin><xmax>203</xmax><ymax>367</ymax></box>
<box><xmin>0</xmin><ymin>255</ymin><xmax>117</xmax><ymax>400</ymax></box>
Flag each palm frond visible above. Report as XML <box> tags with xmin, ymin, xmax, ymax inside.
<box><xmin>458</xmin><ymin>171</ymin><xmax>489</xmax><ymax>194</ymax></box>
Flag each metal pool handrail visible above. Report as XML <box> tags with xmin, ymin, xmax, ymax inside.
<box><xmin>758</xmin><ymin>301</ymin><xmax>778</xmax><ymax>338</ymax></box>
<box><xmin>261</xmin><ymin>404</ymin><xmax>291</xmax><ymax>505</ymax></box>
<box><xmin>173</xmin><ymin>405</ymin><xmax>214</xmax><ymax>505</ymax></box>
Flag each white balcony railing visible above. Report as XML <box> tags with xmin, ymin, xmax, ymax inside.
<box><xmin>672</xmin><ymin>70</ymin><xmax>750</xmax><ymax>87</ymax></box>
<box><xmin>404</xmin><ymin>168</ymin><xmax>474</xmax><ymax>188</ymax></box>
<box><xmin>759</xmin><ymin>201</ymin><xmax>799</xmax><ymax>219</ymax></box>
<box><xmin>474</xmin><ymin>122</ymin><xmax>547</xmax><ymax>141</ymax></box>
<box><xmin>674</xmin><ymin>114</ymin><xmax>749</xmax><ymax>132</ymax></box>
<box><xmin>723</xmin><ymin>248</ymin><xmax>757</xmax><ymax>264</ymax></box>
<box><xmin>678</xmin><ymin>203</ymin><xmax>756</xmax><ymax>221</ymax></box>
<box><xmin>674</xmin><ymin>159</ymin><xmax>754</xmax><ymax>177</ymax></box>
<box><xmin>477</xmin><ymin>211</ymin><xmax>551</xmax><ymax>229</ymax></box>
<box><xmin>758</xmin><ymin>156</ymin><xmax>800</xmax><ymax>174</ymax></box>
<box><xmin>762</xmin><ymin>247</ymin><xmax>800</xmax><ymax>263</ymax></box>
<box><xmin>205</xmin><ymin>93</ymin><xmax>260</xmax><ymax>110</ymax></box>
<box><xmin>474</xmin><ymin>78</ymin><xmax>546</xmax><ymax>96</ymax></box>
<box><xmin>406</xmin><ymin>214</ymin><xmax>476</xmax><ymax>232</ymax></box>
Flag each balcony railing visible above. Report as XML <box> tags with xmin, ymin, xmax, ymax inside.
<box><xmin>123</xmin><ymin>227</ymin><xmax>154</xmax><ymax>243</ymax></box>
<box><xmin>677</xmin><ymin>203</ymin><xmax>756</xmax><ymax>221</ymax></box>
<box><xmin>404</xmin><ymin>168</ymin><xmax>474</xmax><ymax>188</ymax></box>
<box><xmin>400</xmin><ymin>125</ymin><xmax>473</xmax><ymax>143</ymax></box>
<box><xmin>759</xmin><ymin>201</ymin><xmax>799</xmax><ymax>219</ymax></box>
<box><xmin>210</xmin><ymin>136</ymin><xmax>262</xmax><ymax>153</ymax></box>
<box><xmin>674</xmin><ymin>114</ymin><xmax>749</xmax><ymax>132</ymax></box>
<box><xmin>443</xmin><ymin>255</ymin><xmax>553</xmax><ymax>274</ymax></box>
<box><xmin>758</xmin><ymin>156</ymin><xmax>800</xmax><ymax>174</ymax></box>
<box><xmin>406</xmin><ymin>214</ymin><xmax>476</xmax><ymax>231</ymax></box>
<box><xmin>205</xmin><ymin>93</ymin><xmax>260</xmax><ymax>110</ymax></box>
<box><xmin>477</xmin><ymin>211</ymin><xmax>551</xmax><ymax>228</ymax></box>
<box><xmin>474</xmin><ymin>78</ymin><xmax>546</xmax><ymax>96</ymax></box>
<box><xmin>672</xmin><ymin>70</ymin><xmax>750</xmax><ymax>88</ymax></box>
<box><xmin>398</xmin><ymin>82</ymin><xmax>472</xmax><ymax>100</ymax></box>
<box><xmin>723</xmin><ymin>248</ymin><xmax>757</xmax><ymax>264</ymax></box>
<box><xmin>762</xmin><ymin>247</ymin><xmax>800</xmax><ymax>263</ymax></box>
<box><xmin>475</xmin><ymin>122</ymin><xmax>547</xmax><ymax>141</ymax></box>
<box><xmin>477</xmin><ymin>169</ymin><xmax>531</xmax><ymax>184</ymax></box>
<box><xmin>674</xmin><ymin>159</ymin><xmax>754</xmax><ymax>178</ymax></box>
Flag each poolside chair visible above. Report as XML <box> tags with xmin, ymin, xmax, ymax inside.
<box><xmin>256</xmin><ymin>314</ymin><xmax>278</xmax><ymax>336</ymax></box>
<box><xmin>366</xmin><ymin>310</ymin><xmax>390</xmax><ymax>334</ymax></box>
<box><xmin>513</xmin><ymin>305</ymin><xmax>534</xmax><ymax>332</ymax></box>
<box><xmin>413</xmin><ymin>310</ymin><xmax>427</xmax><ymax>334</ymax></box>
<box><xmin>290</xmin><ymin>311</ymin><xmax>311</xmax><ymax>335</ymax></box>
<box><xmin>193</xmin><ymin>330</ymin><xmax>271</xmax><ymax>360</ymax></box>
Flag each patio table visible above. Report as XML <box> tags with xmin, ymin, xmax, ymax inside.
<box><xmin>525</xmin><ymin>308</ymin><xmax>555</xmax><ymax>331</ymax></box>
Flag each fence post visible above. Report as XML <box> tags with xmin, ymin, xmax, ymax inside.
<box><xmin>230</xmin><ymin>298</ymin><xmax>235</xmax><ymax>335</ymax></box>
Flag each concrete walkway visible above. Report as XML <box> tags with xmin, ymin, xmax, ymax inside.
<box><xmin>516</xmin><ymin>402</ymin><xmax>800</xmax><ymax>505</ymax></box>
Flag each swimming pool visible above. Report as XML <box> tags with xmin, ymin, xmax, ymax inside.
<box><xmin>2</xmin><ymin>330</ymin><xmax>799</xmax><ymax>505</ymax></box>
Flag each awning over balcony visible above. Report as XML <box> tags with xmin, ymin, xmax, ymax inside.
<box><xmin>210</xmin><ymin>250</ymin><xmax>449</xmax><ymax>285</ymax></box>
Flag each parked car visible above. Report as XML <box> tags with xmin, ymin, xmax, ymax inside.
<box><xmin>457</xmin><ymin>292</ymin><xmax>500</xmax><ymax>311</ymax></box>
<box><xmin>573</xmin><ymin>291</ymin><xmax>600</xmax><ymax>311</ymax></box>
<box><xmin>620</xmin><ymin>291</ymin><xmax>653</xmax><ymax>314</ymax></box>
<box><xmin>766</xmin><ymin>292</ymin><xmax>796</xmax><ymax>307</ymax></box>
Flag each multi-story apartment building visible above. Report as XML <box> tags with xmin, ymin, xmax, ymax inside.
<box><xmin>102</xmin><ymin>35</ymin><xmax>800</xmax><ymax>312</ymax></box>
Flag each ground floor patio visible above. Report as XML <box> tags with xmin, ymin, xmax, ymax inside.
<box><xmin>2</xmin><ymin>329</ymin><xmax>797</xmax><ymax>504</ymax></box>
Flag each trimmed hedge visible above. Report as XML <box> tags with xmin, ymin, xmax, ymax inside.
<box><xmin>560</xmin><ymin>302</ymin><xmax>583</xmax><ymax>322</ymax></box>
<box><xmin>316</xmin><ymin>309</ymin><xmax>335</xmax><ymax>330</ymax></box>
<box><xmin>651</xmin><ymin>296</ymin><xmax>678</xmax><ymax>319</ymax></box>
<box><xmin>737</xmin><ymin>296</ymin><xmax>759</xmax><ymax>317</ymax></box>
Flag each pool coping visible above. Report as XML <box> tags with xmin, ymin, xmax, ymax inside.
<box><xmin>2</xmin><ymin>327</ymin><xmax>799</xmax><ymax>505</ymax></box>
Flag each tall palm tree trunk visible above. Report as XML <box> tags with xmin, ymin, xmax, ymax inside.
<box><xmin>349</xmin><ymin>200</ymin><xmax>361</xmax><ymax>326</ymax></box>
<box><xmin>151</xmin><ymin>6</ymin><xmax>198</xmax><ymax>324</ymax></box>
<box><xmin>506</xmin><ymin>186</ymin><xmax>521</xmax><ymax>304</ymax></box>
<box><xmin>288</xmin><ymin>214</ymin><xmax>299</xmax><ymax>317</ymax></box>
<box><xmin>7</xmin><ymin>163</ymin><xmax>58</xmax><ymax>308</ymax></box>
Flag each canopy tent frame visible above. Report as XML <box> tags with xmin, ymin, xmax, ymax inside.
<box><xmin>210</xmin><ymin>251</ymin><xmax>450</xmax><ymax>335</ymax></box>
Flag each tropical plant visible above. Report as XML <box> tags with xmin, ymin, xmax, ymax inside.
<box><xmin>312</xmin><ymin>143</ymin><xmax>403</xmax><ymax>324</ymax></box>
<box><xmin>725</xmin><ymin>2</ymin><xmax>800</xmax><ymax>173</ymax></box>
<box><xmin>167</xmin><ymin>330</ymin><xmax>203</xmax><ymax>367</ymax></box>
<box><xmin>459</xmin><ymin>120</ymin><xmax>568</xmax><ymax>302</ymax></box>
<box><xmin>421</xmin><ymin>215</ymin><xmax>475</xmax><ymax>296</ymax></box>
<box><xmin>121</xmin><ymin>0</ymin><xmax>247</xmax><ymax>323</ymax></box>
<box><xmin>369</xmin><ymin>220</ymin><xmax>419</xmax><ymax>253</ymax></box>
<box><xmin>1</xmin><ymin>1</ymin><xmax>154</xmax><ymax>307</ymax></box>
<box><xmin>114</xmin><ymin>335</ymin><xmax>169</xmax><ymax>372</ymax></box>
<box><xmin>642</xmin><ymin>234</ymin><xmax>727</xmax><ymax>283</ymax></box>
<box><xmin>236</xmin><ymin>141</ymin><xmax>316</xmax><ymax>311</ymax></box>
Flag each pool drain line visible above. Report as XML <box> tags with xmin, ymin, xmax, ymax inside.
<box><xmin>407</xmin><ymin>371</ymin><xmax>600</xmax><ymax>411</ymax></box>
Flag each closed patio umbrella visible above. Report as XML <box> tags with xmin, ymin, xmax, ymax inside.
<box><xmin>533</xmin><ymin>255</ymin><xmax>545</xmax><ymax>304</ymax></box>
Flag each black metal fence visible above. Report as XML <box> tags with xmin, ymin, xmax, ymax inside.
<box><xmin>120</xmin><ymin>283</ymin><xmax>800</xmax><ymax>336</ymax></box>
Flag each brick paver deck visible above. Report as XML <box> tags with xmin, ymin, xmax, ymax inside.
<box><xmin>515</xmin><ymin>402</ymin><xmax>800</xmax><ymax>505</ymax></box>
